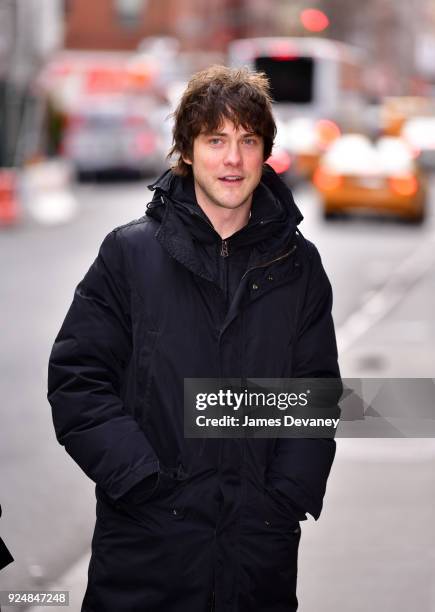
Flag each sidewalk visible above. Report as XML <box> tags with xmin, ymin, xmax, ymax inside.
<box><xmin>27</xmin><ymin>555</ymin><xmax>90</xmax><ymax>612</ymax></box>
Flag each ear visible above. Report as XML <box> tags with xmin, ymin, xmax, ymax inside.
<box><xmin>182</xmin><ymin>155</ymin><xmax>192</xmax><ymax>166</ymax></box>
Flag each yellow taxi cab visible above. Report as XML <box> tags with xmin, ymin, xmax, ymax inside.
<box><xmin>278</xmin><ymin>117</ymin><xmax>341</xmax><ymax>179</ymax></box>
<box><xmin>313</xmin><ymin>134</ymin><xmax>426</xmax><ymax>223</ymax></box>
<box><xmin>401</xmin><ymin>115</ymin><xmax>435</xmax><ymax>170</ymax></box>
<box><xmin>380</xmin><ymin>97</ymin><xmax>410</xmax><ymax>137</ymax></box>
<box><xmin>380</xmin><ymin>96</ymin><xmax>433</xmax><ymax>137</ymax></box>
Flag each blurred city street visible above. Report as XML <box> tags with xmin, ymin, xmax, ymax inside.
<box><xmin>2</xmin><ymin>0</ymin><xmax>435</xmax><ymax>610</ymax></box>
<box><xmin>1</xmin><ymin>175</ymin><xmax>435</xmax><ymax>610</ymax></box>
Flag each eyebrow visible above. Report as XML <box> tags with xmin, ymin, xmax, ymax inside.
<box><xmin>206</xmin><ymin>130</ymin><xmax>258</xmax><ymax>137</ymax></box>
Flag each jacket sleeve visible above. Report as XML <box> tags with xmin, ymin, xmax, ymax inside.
<box><xmin>267</xmin><ymin>241</ymin><xmax>341</xmax><ymax>520</ymax></box>
<box><xmin>47</xmin><ymin>230</ymin><xmax>159</xmax><ymax>501</ymax></box>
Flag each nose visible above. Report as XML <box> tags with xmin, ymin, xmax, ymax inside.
<box><xmin>223</xmin><ymin>141</ymin><xmax>242</xmax><ymax>166</ymax></box>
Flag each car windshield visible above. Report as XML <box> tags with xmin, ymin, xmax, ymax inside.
<box><xmin>376</xmin><ymin>137</ymin><xmax>414</xmax><ymax>174</ymax></box>
<box><xmin>323</xmin><ymin>135</ymin><xmax>377</xmax><ymax>174</ymax></box>
<box><xmin>401</xmin><ymin>117</ymin><xmax>435</xmax><ymax>147</ymax></box>
<box><xmin>323</xmin><ymin>135</ymin><xmax>413</xmax><ymax>175</ymax></box>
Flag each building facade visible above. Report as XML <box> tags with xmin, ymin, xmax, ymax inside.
<box><xmin>64</xmin><ymin>0</ymin><xmax>248</xmax><ymax>52</ymax></box>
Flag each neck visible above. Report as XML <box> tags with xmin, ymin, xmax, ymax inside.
<box><xmin>195</xmin><ymin>196</ymin><xmax>252</xmax><ymax>240</ymax></box>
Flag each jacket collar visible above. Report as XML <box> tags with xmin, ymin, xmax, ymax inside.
<box><xmin>146</xmin><ymin>165</ymin><xmax>303</xmax><ymax>282</ymax></box>
<box><xmin>147</xmin><ymin>164</ymin><xmax>303</xmax><ymax>227</ymax></box>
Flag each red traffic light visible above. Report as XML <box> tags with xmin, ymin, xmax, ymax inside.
<box><xmin>300</xmin><ymin>8</ymin><xmax>329</xmax><ymax>32</ymax></box>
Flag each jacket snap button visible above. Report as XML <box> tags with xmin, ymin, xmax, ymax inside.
<box><xmin>295</xmin><ymin>262</ymin><xmax>300</xmax><ymax>268</ymax></box>
<box><xmin>252</xmin><ymin>282</ymin><xmax>259</xmax><ymax>291</ymax></box>
<box><xmin>172</xmin><ymin>508</ymin><xmax>178</xmax><ymax>516</ymax></box>
<box><xmin>267</xmin><ymin>274</ymin><xmax>274</xmax><ymax>281</ymax></box>
<box><xmin>264</xmin><ymin>520</ymin><xmax>270</xmax><ymax>526</ymax></box>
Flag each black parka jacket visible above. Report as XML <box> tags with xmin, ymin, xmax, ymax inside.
<box><xmin>47</xmin><ymin>166</ymin><xmax>340</xmax><ymax>612</ymax></box>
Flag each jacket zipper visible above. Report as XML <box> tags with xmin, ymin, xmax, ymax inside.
<box><xmin>241</xmin><ymin>244</ymin><xmax>297</xmax><ymax>281</ymax></box>
<box><xmin>220</xmin><ymin>239</ymin><xmax>229</xmax><ymax>257</ymax></box>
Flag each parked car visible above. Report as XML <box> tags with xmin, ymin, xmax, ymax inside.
<box><xmin>313</xmin><ymin>134</ymin><xmax>427</xmax><ymax>223</ymax></box>
<box><xmin>61</xmin><ymin>94</ymin><xmax>170</xmax><ymax>177</ymax></box>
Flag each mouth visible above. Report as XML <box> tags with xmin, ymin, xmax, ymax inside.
<box><xmin>218</xmin><ymin>176</ymin><xmax>244</xmax><ymax>184</ymax></box>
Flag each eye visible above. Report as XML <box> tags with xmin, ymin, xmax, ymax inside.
<box><xmin>209</xmin><ymin>137</ymin><xmax>223</xmax><ymax>145</ymax></box>
<box><xmin>243</xmin><ymin>136</ymin><xmax>259</xmax><ymax>145</ymax></box>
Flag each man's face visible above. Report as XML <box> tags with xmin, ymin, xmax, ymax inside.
<box><xmin>183</xmin><ymin>117</ymin><xmax>264</xmax><ymax>212</ymax></box>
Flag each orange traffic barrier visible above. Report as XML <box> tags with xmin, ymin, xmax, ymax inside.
<box><xmin>0</xmin><ymin>169</ymin><xmax>20</xmax><ymax>226</ymax></box>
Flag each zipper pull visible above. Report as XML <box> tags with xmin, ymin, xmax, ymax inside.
<box><xmin>220</xmin><ymin>239</ymin><xmax>229</xmax><ymax>257</ymax></box>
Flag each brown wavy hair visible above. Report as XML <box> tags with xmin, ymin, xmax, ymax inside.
<box><xmin>168</xmin><ymin>65</ymin><xmax>276</xmax><ymax>176</ymax></box>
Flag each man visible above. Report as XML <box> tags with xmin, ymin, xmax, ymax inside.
<box><xmin>48</xmin><ymin>65</ymin><xmax>340</xmax><ymax>611</ymax></box>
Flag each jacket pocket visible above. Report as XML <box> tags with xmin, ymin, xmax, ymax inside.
<box><xmin>262</xmin><ymin>486</ymin><xmax>301</xmax><ymax>533</ymax></box>
<box><xmin>244</xmin><ymin>477</ymin><xmax>301</xmax><ymax>532</ymax></box>
<box><xmin>118</xmin><ymin>469</ymin><xmax>189</xmax><ymax>527</ymax></box>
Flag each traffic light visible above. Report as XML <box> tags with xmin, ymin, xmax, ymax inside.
<box><xmin>300</xmin><ymin>8</ymin><xmax>329</xmax><ymax>33</ymax></box>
